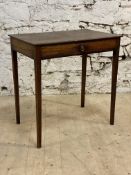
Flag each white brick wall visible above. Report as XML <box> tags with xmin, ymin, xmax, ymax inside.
<box><xmin>0</xmin><ymin>0</ymin><xmax>131</xmax><ymax>95</ymax></box>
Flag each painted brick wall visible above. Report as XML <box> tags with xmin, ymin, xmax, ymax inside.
<box><xmin>0</xmin><ymin>0</ymin><xmax>131</xmax><ymax>95</ymax></box>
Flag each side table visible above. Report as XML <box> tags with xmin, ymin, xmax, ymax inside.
<box><xmin>9</xmin><ymin>29</ymin><xmax>121</xmax><ymax>148</ymax></box>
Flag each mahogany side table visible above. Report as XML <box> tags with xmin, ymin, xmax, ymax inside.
<box><xmin>9</xmin><ymin>29</ymin><xmax>121</xmax><ymax>148</ymax></box>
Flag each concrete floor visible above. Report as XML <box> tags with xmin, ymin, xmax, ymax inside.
<box><xmin>0</xmin><ymin>94</ymin><xmax>131</xmax><ymax>175</ymax></box>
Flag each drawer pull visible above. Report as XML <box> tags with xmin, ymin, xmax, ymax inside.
<box><xmin>80</xmin><ymin>45</ymin><xmax>85</xmax><ymax>53</ymax></box>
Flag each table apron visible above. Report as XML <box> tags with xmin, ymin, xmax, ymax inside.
<box><xmin>41</xmin><ymin>38</ymin><xmax>119</xmax><ymax>59</ymax></box>
<box><xmin>11</xmin><ymin>37</ymin><xmax>120</xmax><ymax>59</ymax></box>
<box><xmin>11</xmin><ymin>38</ymin><xmax>36</xmax><ymax>58</ymax></box>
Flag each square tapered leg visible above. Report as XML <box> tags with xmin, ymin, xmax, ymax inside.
<box><xmin>34</xmin><ymin>57</ymin><xmax>42</xmax><ymax>148</ymax></box>
<box><xmin>110</xmin><ymin>46</ymin><xmax>120</xmax><ymax>125</ymax></box>
<box><xmin>81</xmin><ymin>53</ymin><xmax>87</xmax><ymax>107</ymax></box>
<box><xmin>11</xmin><ymin>49</ymin><xmax>20</xmax><ymax>124</ymax></box>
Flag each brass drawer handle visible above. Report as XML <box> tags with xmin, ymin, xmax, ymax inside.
<box><xmin>80</xmin><ymin>44</ymin><xmax>85</xmax><ymax>53</ymax></box>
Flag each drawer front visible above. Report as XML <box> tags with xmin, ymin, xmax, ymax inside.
<box><xmin>41</xmin><ymin>43</ymin><xmax>80</xmax><ymax>59</ymax></box>
<box><xmin>41</xmin><ymin>38</ymin><xmax>119</xmax><ymax>59</ymax></box>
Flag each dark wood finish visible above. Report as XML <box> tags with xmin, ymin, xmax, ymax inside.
<box><xmin>41</xmin><ymin>38</ymin><xmax>118</xmax><ymax>59</ymax></box>
<box><xmin>81</xmin><ymin>53</ymin><xmax>87</xmax><ymax>107</ymax></box>
<box><xmin>11</xmin><ymin>49</ymin><xmax>20</xmax><ymax>124</ymax></box>
<box><xmin>9</xmin><ymin>29</ymin><xmax>121</xmax><ymax>46</ymax></box>
<box><xmin>34</xmin><ymin>48</ymin><xmax>42</xmax><ymax>148</ymax></box>
<box><xmin>11</xmin><ymin>37</ymin><xmax>35</xmax><ymax>58</ymax></box>
<box><xmin>9</xmin><ymin>29</ymin><xmax>121</xmax><ymax>148</ymax></box>
<box><xmin>110</xmin><ymin>42</ymin><xmax>120</xmax><ymax>125</ymax></box>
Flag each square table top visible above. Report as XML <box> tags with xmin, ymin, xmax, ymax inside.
<box><xmin>9</xmin><ymin>29</ymin><xmax>121</xmax><ymax>46</ymax></box>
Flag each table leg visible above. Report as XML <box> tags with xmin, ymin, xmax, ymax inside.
<box><xmin>110</xmin><ymin>47</ymin><xmax>120</xmax><ymax>125</ymax></box>
<box><xmin>81</xmin><ymin>53</ymin><xmax>87</xmax><ymax>107</ymax></box>
<box><xmin>34</xmin><ymin>58</ymin><xmax>42</xmax><ymax>148</ymax></box>
<box><xmin>11</xmin><ymin>49</ymin><xmax>20</xmax><ymax>124</ymax></box>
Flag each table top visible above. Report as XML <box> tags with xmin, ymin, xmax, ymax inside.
<box><xmin>10</xmin><ymin>29</ymin><xmax>121</xmax><ymax>46</ymax></box>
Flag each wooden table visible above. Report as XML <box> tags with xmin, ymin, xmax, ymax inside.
<box><xmin>9</xmin><ymin>29</ymin><xmax>121</xmax><ymax>148</ymax></box>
